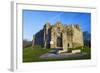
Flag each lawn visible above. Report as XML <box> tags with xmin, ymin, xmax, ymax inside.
<box><xmin>23</xmin><ymin>46</ymin><xmax>51</xmax><ymax>62</ymax></box>
<box><xmin>23</xmin><ymin>46</ymin><xmax>91</xmax><ymax>63</ymax></box>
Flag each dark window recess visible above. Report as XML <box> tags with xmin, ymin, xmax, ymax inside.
<box><xmin>68</xmin><ymin>43</ymin><xmax>69</xmax><ymax>48</ymax></box>
<box><xmin>57</xmin><ymin>37</ymin><xmax>62</xmax><ymax>47</ymax></box>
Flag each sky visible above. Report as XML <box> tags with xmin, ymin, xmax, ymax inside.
<box><xmin>23</xmin><ymin>10</ymin><xmax>91</xmax><ymax>41</ymax></box>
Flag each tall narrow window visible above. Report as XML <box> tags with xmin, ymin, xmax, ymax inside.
<box><xmin>68</xmin><ymin>43</ymin><xmax>70</xmax><ymax>48</ymax></box>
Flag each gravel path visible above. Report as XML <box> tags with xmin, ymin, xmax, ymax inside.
<box><xmin>40</xmin><ymin>52</ymin><xmax>87</xmax><ymax>59</ymax></box>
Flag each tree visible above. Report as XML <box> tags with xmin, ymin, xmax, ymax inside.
<box><xmin>23</xmin><ymin>39</ymin><xmax>32</xmax><ymax>48</ymax></box>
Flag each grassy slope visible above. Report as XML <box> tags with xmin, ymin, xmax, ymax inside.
<box><xmin>23</xmin><ymin>47</ymin><xmax>51</xmax><ymax>62</ymax></box>
<box><xmin>23</xmin><ymin>46</ymin><xmax>91</xmax><ymax>62</ymax></box>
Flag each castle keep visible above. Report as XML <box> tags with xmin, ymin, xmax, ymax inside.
<box><xmin>33</xmin><ymin>22</ymin><xmax>84</xmax><ymax>52</ymax></box>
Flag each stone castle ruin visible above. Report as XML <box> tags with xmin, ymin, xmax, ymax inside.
<box><xmin>32</xmin><ymin>22</ymin><xmax>84</xmax><ymax>53</ymax></box>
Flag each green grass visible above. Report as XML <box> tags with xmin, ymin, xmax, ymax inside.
<box><xmin>81</xmin><ymin>46</ymin><xmax>91</xmax><ymax>59</ymax></box>
<box><xmin>23</xmin><ymin>46</ymin><xmax>51</xmax><ymax>62</ymax></box>
<box><xmin>23</xmin><ymin>46</ymin><xmax>91</xmax><ymax>62</ymax></box>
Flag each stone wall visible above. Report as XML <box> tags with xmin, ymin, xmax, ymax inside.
<box><xmin>72</xmin><ymin>25</ymin><xmax>84</xmax><ymax>48</ymax></box>
<box><xmin>33</xmin><ymin>22</ymin><xmax>84</xmax><ymax>52</ymax></box>
<box><xmin>34</xmin><ymin>29</ymin><xmax>44</xmax><ymax>47</ymax></box>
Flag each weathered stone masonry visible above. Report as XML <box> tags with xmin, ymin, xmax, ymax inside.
<box><xmin>33</xmin><ymin>22</ymin><xmax>84</xmax><ymax>52</ymax></box>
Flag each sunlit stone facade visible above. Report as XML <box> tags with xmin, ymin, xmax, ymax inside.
<box><xmin>33</xmin><ymin>22</ymin><xmax>84</xmax><ymax>52</ymax></box>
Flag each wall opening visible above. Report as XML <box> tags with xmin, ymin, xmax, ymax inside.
<box><xmin>57</xmin><ymin>37</ymin><xmax>62</xmax><ymax>47</ymax></box>
<box><xmin>68</xmin><ymin>43</ymin><xmax>70</xmax><ymax>48</ymax></box>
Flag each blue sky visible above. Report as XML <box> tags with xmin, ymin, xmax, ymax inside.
<box><xmin>23</xmin><ymin>10</ymin><xmax>91</xmax><ymax>41</ymax></box>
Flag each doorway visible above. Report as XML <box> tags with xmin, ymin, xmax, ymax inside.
<box><xmin>57</xmin><ymin>37</ymin><xmax>62</xmax><ymax>47</ymax></box>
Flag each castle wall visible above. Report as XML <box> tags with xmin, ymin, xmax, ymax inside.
<box><xmin>34</xmin><ymin>29</ymin><xmax>44</xmax><ymax>47</ymax></box>
<box><xmin>62</xmin><ymin>31</ymin><xmax>68</xmax><ymax>52</ymax></box>
<box><xmin>51</xmin><ymin>23</ymin><xmax>64</xmax><ymax>49</ymax></box>
<box><xmin>33</xmin><ymin>22</ymin><xmax>84</xmax><ymax>52</ymax></box>
<box><xmin>72</xmin><ymin>26</ymin><xmax>84</xmax><ymax>48</ymax></box>
<box><xmin>50</xmin><ymin>28</ymin><xmax>56</xmax><ymax>48</ymax></box>
<box><xmin>44</xmin><ymin>23</ymin><xmax>51</xmax><ymax>48</ymax></box>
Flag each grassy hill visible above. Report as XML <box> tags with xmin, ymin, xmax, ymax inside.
<box><xmin>23</xmin><ymin>46</ymin><xmax>91</xmax><ymax>62</ymax></box>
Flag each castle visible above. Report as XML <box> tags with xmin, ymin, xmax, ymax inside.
<box><xmin>33</xmin><ymin>22</ymin><xmax>84</xmax><ymax>52</ymax></box>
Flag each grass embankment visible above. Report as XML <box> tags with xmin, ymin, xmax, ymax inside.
<box><xmin>23</xmin><ymin>46</ymin><xmax>51</xmax><ymax>62</ymax></box>
<box><xmin>23</xmin><ymin>46</ymin><xmax>91</xmax><ymax>62</ymax></box>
